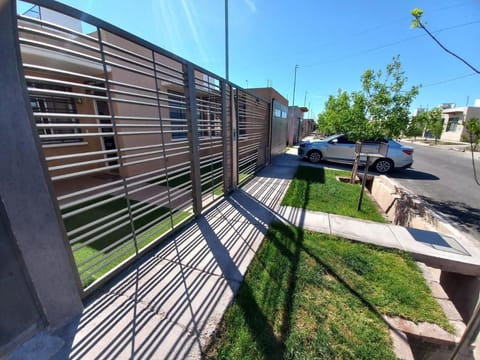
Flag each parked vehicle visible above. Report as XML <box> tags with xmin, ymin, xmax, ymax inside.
<box><xmin>297</xmin><ymin>134</ymin><xmax>414</xmax><ymax>174</ymax></box>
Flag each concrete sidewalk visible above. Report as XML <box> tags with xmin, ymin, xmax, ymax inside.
<box><xmin>8</xmin><ymin>151</ymin><xmax>480</xmax><ymax>359</ymax></box>
<box><xmin>279</xmin><ymin>206</ymin><xmax>480</xmax><ymax>276</ymax></box>
<box><xmin>8</xmin><ymin>154</ymin><xmax>299</xmax><ymax>360</ymax></box>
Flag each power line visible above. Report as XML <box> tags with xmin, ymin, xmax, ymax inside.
<box><xmin>302</xmin><ymin>20</ymin><xmax>480</xmax><ymax>69</ymax></box>
<box><xmin>415</xmin><ymin>19</ymin><xmax>480</xmax><ymax>75</ymax></box>
<box><xmin>422</xmin><ymin>73</ymin><xmax>476</xmax><ymax>87</ymax></box>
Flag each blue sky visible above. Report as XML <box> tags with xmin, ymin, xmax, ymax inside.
<box><xmin>19</xmin><ymin>0</ymin><xmax>480</xmax><ymax>117</ymax></box>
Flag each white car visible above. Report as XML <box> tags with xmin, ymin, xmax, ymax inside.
<box><xmin>297</xmin><ymin>134</ymin><xmax>414</xmax><ymax>174</ymax></box>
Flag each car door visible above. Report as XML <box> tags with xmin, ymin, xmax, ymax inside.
<box><xmin>325</xmin><ymin>135</ymin><xmax>356</xmax><ymax>163</ymax></box>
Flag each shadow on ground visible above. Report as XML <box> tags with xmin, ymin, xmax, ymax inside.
<box><xmin>418</xmin><ymin>196</ymin><xmax>480</xmax><ymax>238</ymax></box>
<box><xmin>388</xmin><ymin>169</ymin><xmax>439</xmax><ymax>180</ymax></box>
<box><xmin>17</xmin><ymin>160</ymin><xmax>297</xmax><ymax>360</ymax></box>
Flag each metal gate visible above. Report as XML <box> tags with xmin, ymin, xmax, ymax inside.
<box><xmin>236</xmin><ymin>90</ymin><xmax>270</xmax><ymax>184</ymax></box>
<box><xmin>14</xmin><ymin>1</ymin><xmax>270</xmax><ymax>294</ymax></box>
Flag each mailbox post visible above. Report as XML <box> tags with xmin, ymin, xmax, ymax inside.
<box><xmin>355</xmin><ymin>141</ymin><xmax>389</xmax><ymax>211</ymax></box>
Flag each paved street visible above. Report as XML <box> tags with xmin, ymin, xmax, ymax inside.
<box><xmin>390</xmin><ymin>143</ymin><xmax>480</xmax><ymax>242</ymax></box>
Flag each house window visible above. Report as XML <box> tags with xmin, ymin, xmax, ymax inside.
<box><xmin>28</xmin><ymin>82</ymin><xmax>82</xmax><ymax>144</ymax></box>
<box><xmin>446</xmin><ymin>117</ymin><xmax>459</xmax><ymax>132</ymax></box>
<box><xmin>168</xmin><ymin>91</ymin><xmax>187</xmax><ymax>140</ymax></box>
<box><xmin>197</xmin><ymin>95</ymin><xmax>222</xmax><ymax>138</ymax></box>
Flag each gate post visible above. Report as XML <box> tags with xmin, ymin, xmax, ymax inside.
<box><xmin>220</xmin><ymin>80</ymin><xmax>232</xmax><ymax>193</ymax></box>
<box><xmin>0</xmin><ymin>0</ymin><xmax>83</xmax><ymax>336</ymax></box>
<box><xmin>184</xmin><ymin>63</ymin><xmax>202</xmax><ymax>216</ymax></box>
<box><xmin>231</xmin><ymin>88</ymin><xmax>239</xmax><ymax>188</ymax></box>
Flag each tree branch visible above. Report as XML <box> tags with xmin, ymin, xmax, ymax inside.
<box><xmin>417</xmin><ymin>22</ymin><xmax>480</xmax><ymax>74</ymax></box>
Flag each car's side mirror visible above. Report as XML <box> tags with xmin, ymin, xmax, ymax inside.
<box><xmin>330</xmin><ymin>139</ymin><xmax>338</xmax><ymax>144</ymax></box>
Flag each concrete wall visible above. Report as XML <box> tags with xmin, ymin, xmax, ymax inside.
<box><xmin>369</xmin><ymin>175</ymin><xmax>479</xmax><ymax>324</ymax></box>
<box><xmin>0</xmin><ymin>198</ymin><xmax>43</xmax><ymax>356</ymax></box>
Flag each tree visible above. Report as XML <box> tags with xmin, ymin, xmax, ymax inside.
<box><xmin>425</xmin><ymin>108</ymin><xmax>443</xmax><ymax>144</ymax></box>
<box><xmin>317</xmin><ymin>57</ymin><xmax>419</xmax><ymax>181</ymax></box>
<box><xmin>463</xmin><ymin>118</ymin><xmax>480</xmax><ymax>185</ymax></box>
<box><xmin>360</xmin><ymin>56</ymin><xmax>420</xmax><ymax>139</ymax></box>
<box><xmin>463</xmin><ymin>118</ymin><xmax>480</xmax><ymax>151</ymax></box>
<box><xmin>317</xmin><ymin>90</ymin><xmax>367</xmax><ymax>138</ymax></box>
<box><xmin>318</xmin><ymin>56</ymin><xmax>419</xmax><ymax>140</ymax></box>
<box><xmin>405</xmin><ymin>113</ymin><xmax>427</xmax><ymax>139</ymax></box>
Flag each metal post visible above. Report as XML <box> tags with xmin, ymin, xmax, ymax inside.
<box><xmin>232</xmin><ymin>88</ymin><xmax>238</xmax><ymax>187</ymax></box>
<box><xmin>153</xmin><ymin>51</ymin><xmax>175</xmax><ymax>229</ymax></box>
<box><xmin>292</xmin><ymin>64</ymin><xmax>298</xmax><ymax>106</ymax></box>
<box><xmin>357</xmin><ymin>156</ymin><xmax>371</xmax><ymax>211</ymax></box>
<box><xmin>184</xmin><ymin>63</ymin><xmax>202</xmax><ymax>216</ymax></box>
<box><xmin>97</xmin><ymin>28</ymin><xmax>139</xmax><ymax>254</ymax></box>
<box><xmin>220</xmin><ymin>80</ymin><xmax>230</xmax><ymax>193</ymax></box>
<box><xmin>225</xmin><ymin>0</ymin><xmax>229</xmax><ymax>82</ymax></box>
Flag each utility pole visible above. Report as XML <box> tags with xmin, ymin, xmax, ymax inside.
<box><xmin>304</xmin><ymin>90</ymin><xmax>308</xmax><ymax>107</ymax></box>
<box><xmin>292</xmin><ymin>64</ymin><xmax>299</xmax><ymax>106</ymax></box>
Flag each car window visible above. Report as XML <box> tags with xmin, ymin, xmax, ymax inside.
<box><xmin>324</xmin><ymin>134</ymin><xmax>340</xmax><ymax>142</ymax></box>
<box><xmin>336</xmin><ymin>135</ymin><xmax>355</xmax><ymax>144</ymax></box>
<box><xmin>364</xmin><ymin>137</ymin><xmax>388</xmax><ymax>143</ymax></box>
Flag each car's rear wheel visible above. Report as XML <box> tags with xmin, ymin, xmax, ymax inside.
<box><xmin>373</xmin><ymin>158</ymin><xmax>394</xmax><ymax>174</ymax></box>
<box><xmin>308</xmin><ymin>150</ymin><xmax>322</xmax><ymax>163</ymax></box>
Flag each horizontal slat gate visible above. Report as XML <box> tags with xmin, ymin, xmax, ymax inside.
<box><xmin>15</xmin><ymin>2</ymin><xmax>270</xmax><ymax>294</ymax></box>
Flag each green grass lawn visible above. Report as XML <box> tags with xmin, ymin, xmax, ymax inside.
<box><xmin>282</xmin><ymin>166</ymin><xmax>387</xmax><ymax>222</ymax></box>
<box><xmin>206</xmin><ymin>222</ymin><xmax>452</xmax><ymax>360</ymax></box>
<box><xmin>63</xmin><ymin>197</ymin><xmax>191</xmax><ymax>287</ymax></box>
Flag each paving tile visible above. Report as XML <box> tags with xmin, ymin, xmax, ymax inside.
<box><xmin>63</xmin><ymin>292</ymin><xmax>202</xmax><ymax>360</ymax></box>
<box><xmin>436</xmin><ymin>299</ymin><xmax>463</xmax><ymax>322</ymax></box>
<box><xmin>7</xmin><ymin>332</ymin><xmax>65</xmax><ymax>360</ymax></box>
<box><xmin>255</xmin><ymin>165</ymin><xmax>297</xmax><ymax>180</ymax></box>
<box><xmin>387</xmin><ymin>225</ymin><xmax>414</xmax><ymax>252</ymax></box>
<box><xmin>329</xmin><ymin>215</ymin><xmax>402</xmax><ymax>249</ymax></box>
<box><xmin>427</xmin><ymin>281</ymin><xmax>449</xmax><ymax>300</ymax></box>
<box><xmin>450</xmin><ymin>320</ymin><xmax>467</xmax><ymax>338</ymax></box>
<box><xmin>205</xmin><ymin>191</ymin><xmax>275</xmax><ymax>228</ymax></box>
<box><xmin>152</xmin><ymin>217</ymin><xmax>257</xmax><ymax>282</ymax></box>
<box><xmin>278</xmin><ymin>206</ymin><xmax>331</xmax><ymax>234</ymax></box>
<box><xmin>241</xmin><ymin>178</ymin><xmax>291</xmax><ymax>210</ymax></box>
<box><xmin>388</xmin><ymin>329</ymin><xmax>414</xmax><ymax>360</ymax></box>
<box><xmin>106</xmin><ymin>259</ymin><xmax>240</xmax><ymax>333</ymax></box>
<box><xmin>304</xmin><ymin>211</ymin><xmax>331</xmax><ymax>234</ymax></box>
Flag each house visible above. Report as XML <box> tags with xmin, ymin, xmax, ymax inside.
<box><xmin>441</xmin><ymin>102</ymin><xmax>480</xmax><ymax>142</ymax></box>
<box><xmin>287</xmin><ymin>106</ymin><xmax>309</xmax><ymax>145</ymax></box>
<box><xmin>248</xmin><ymin>87</ymin><xmax>289</xmax><ymax>159</ymax></box>
<box><xmin>301</xmin><ymin>118</ymin><xmax>316</xmax><ymax>138</ymax></box>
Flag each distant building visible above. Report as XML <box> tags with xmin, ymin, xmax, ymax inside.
<box><xmin>301</xmin><ymin>118</ymin><xmax>316</xmax><ymax>138</ymax></box>
<box><xmin>413</xmin><ymin>108</ymin><xmax>427</xmax><ymax>117</ymax></box>
<box><xmin>287</xmin><ymin>106</ymin><xmax>309</xmax><ymax>146</ymax></box>
<box><xmin>441</xmin><ymin>104</ymin><xmax>480</xmax><ymax>142</ymax></box>
<box><xmin>439</xmin><ymin>103</ymin><xmax>456</xmax><ymax>110</ymax></box>
<box><xmin>248</xmin><ymin>87</ymin><xmax>289</xmax><ymax>159</ymax></box>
